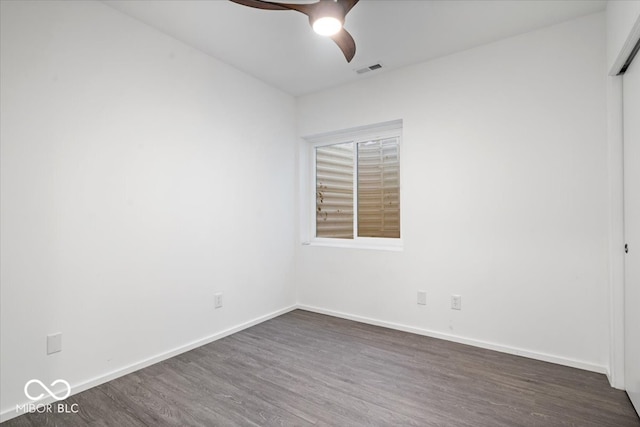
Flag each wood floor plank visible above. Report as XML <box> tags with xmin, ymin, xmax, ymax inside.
<box><xmin>2</xmin><ymin>310</ymin><xmax>638</xmax><ymax>426</ymax></box>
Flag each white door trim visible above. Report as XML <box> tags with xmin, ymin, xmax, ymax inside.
<box><xmin>607</xmin><ymin>74</ymin><xmax>625</xmax><ymax>389</ymax></box>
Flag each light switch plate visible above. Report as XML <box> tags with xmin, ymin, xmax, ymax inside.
<box><xmin>417</xmin><ymin>291</ymin><xmax>427</xmax><ymax>305</ymax></box>
<box><xmin>47</xmin><ymin>333</ymin><xmax>62</xmax><ymax>354</ymax></box>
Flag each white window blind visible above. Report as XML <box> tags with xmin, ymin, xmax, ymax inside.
<box><xmin>316</xmin><ymin>142</ymin><xmax>354</xmax><ymax>239</ymax></box>
<box><xmin>357</xmin><ymin>137</ymin><xmax>400</xmax><ymax>238</ymax></box>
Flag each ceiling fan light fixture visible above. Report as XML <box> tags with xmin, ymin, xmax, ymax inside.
<box><xmin>229</xmin><ymin>0</ymin><xmax>357</xmax><ymax>62</ymax></box>
<box><xmin>312</xmin><ymin>16</ymin><xmax>342</xmax><ymax>36</ymax></box>
<box><xmin>309</xmin><ymin>1</ymin><xmax>345</xmax><ymax>37</ymax></box>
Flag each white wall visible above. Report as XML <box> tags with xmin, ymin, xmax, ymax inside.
<box><xmin>296</xmin><ymin>13</ymin><xmax>609</xmax><ymax>372</ymax></box>
<box><xmin>0</xmin><ymin>0</ymin><xmax>296</xmax><ymax>417</ymax></box>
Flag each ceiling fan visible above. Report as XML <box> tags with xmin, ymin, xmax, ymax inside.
<box><xmin>229</xmin><ymin>0</ymin><xmax>359</xmax><ymax>62</ymax></box>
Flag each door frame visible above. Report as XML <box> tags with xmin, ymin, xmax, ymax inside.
<box><xmin>607</xmin><ymin>14</ymin><xmax>640</xmax><ymax>390</ymax></box>
<box><xmin>607</xmin><ymin>74</ymin><xmax>625</xmax><ymax>389</ymax></box>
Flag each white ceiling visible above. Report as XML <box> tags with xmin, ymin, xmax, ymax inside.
<box><xmin>103</xmin><ymin>0</ymin><xmax>606</xmax><ymax>96</ymax></box>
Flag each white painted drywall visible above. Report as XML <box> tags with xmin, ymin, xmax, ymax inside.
<box><xmin>0</xmin><ymin>0</ymin><xmax>296</xmax><ymax>417</ymax></box>
<box><xmin>296</xmin><ymin>13</ymin><xmax>609</xmax><ymax>371</ymax></box>
<box><xmin>606</xmin><ymin>0</ymin><xmax>640</xmax><ymax>74</ymax></box>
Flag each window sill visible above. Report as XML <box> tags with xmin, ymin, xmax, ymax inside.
<box><xmin>302</xmin><ymin>238</ymin><xmax>403</xmax><ymax>252</ymax></box>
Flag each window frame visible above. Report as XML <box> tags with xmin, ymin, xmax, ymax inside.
<box><xmin>302</xmin><ymin>120</ymin><xmax>403</xmax><ymax>251</ymax></box>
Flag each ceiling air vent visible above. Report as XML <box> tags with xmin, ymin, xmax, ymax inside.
<box><xmin>356</xmin><ymin>63</ymin><xmax>383</xmax><ymax>75</ymax></box>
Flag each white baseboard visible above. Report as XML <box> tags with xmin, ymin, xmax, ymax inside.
<box><xmin>0</xmin><ymin>304</ymin><xmax>297</xmax><ymax>423</ymax></box>
<box><xmin>297</xmin><ymin>304</ymin><xmax>609</xmax><ymax>375</ymax></box>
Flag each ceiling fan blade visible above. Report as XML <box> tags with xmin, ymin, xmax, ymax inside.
<box><xmin>267</xmin><ymin>2</ymin><xmax>314</xmax><ymax>16</ymax></box>
<box><xmin>228</xmin><ymin>0</ymin><xmax>290</xmax><ymax>11</ymax></box>
<box><xmin>330</xmin><ymin>28</ymin><xmax>356</xmax><ymax>62</ymax></box>
<box><xmin>341</xmin><ymin>0</ymin><xmax>359</xmax><ymax>14</ymax></box>
<box><xmin>230</xmin><ymin>0</ymin><xmax>359</xmax><ymax>62</ymax></box>
<box><xmin>229</xmin><ymin>0</ymin><xmax>315</xmax><ymax>15</ymax></box>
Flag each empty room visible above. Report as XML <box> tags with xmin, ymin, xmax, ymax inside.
<box><xmin>1</xmin><ymin>0</ymin><xmax>639</xmax><ymax>425</ymax></box>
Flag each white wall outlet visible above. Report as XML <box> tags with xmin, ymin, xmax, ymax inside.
<box><xmin>214</xmin><ymin>293</ymin><xmax>223</xmax><ymax>309</ymax></box>
<box><xmin>451</xmin><ymin>295</ymin><xmax>462</xmax><ymax>310</ymax></box>
<box><xmin>47</xmin><ymin>333</ymin><xmax>62</xmax><ymax>354</ymax></box>
<box><xmin>417</xmin><ymin>290</ymin><xmax>427</xmax><ymax>305</ymax></box>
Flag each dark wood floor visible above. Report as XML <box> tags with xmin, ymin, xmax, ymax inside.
<box><xmin>3</xmin><ymin>310</ymin><xmax>639</xmax><ymax>426</ymax></box>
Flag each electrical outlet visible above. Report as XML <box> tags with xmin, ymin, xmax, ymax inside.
<box><xmin>451</xmin><ymin>295</ymin><xmax>462</xmax><ymax>310</ymax></box>
<box><xmin>417</xmin><ymin>290</ymin><xmax>427</xmax><ymax>305</ymax></box>
<box><xmin>47</xmin><ymin>333</ymin><xmax>62</xmax><ymax>355</ymax></box>
<box><xmin>214</xmin><ymin>293</ymin><xmax>223</xmax><ymax>309</ymax></box>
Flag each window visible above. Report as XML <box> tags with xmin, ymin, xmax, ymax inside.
<box><xmin>304</xmin><ymin>120</ymin><xmax>402</xmax><ymax>250</ymax></box>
